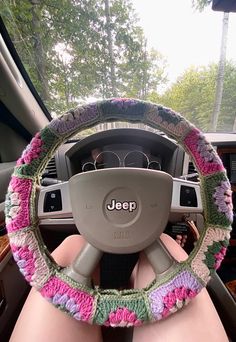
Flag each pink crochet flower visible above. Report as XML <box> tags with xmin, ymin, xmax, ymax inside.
<box><xmin>214</xmin><ymin>247</ymin><xmax>227</xmax><ymax>270</ymax></box>
<box><xmin>40</xmin><ymin>276</ymin><xmax>94</xmax><ymax>322</ymax></box>
<box><xmin>162</xmin><ymin>286</ymin><xmax>198</xmax><ymax>318</ymax></box>
<box><xmin>17</xmin><ymin>132</ymin><xmax>43</xmax><ymax>165</ymax></box>
<box><xmin>105</xmin><ymin>307</ymin><xmax>142</xmax><ymax>327</ymax></box>
<box><xmin>184</xmin><ymin>128</ymin><xmax>224</xmax><ymax>176</ymax></box>
<box><xmin>5</xmin><ymin>177</ymin><xmax>32</xmax><ymax>232</ymax></box>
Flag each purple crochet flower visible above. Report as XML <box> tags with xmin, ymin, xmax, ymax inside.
<box><xmin>11</xmin><ymin>244</ymin><xmax>36</xmax><ymax>282</ymax></box>
<box><xmin>213</xmin><ymin>180</ymin><xmax>233</xmax><ymax>222</ymax></box>
<box><xmin>149</xmin><ymin>271</ymin><xmax>202</xmax><ymax>319</ymax></box>
<box><xmin>49</xmin><ymin>103</ymin><xmax>99</xmax><ymax>135</ymax></box>
<box><xmin>196</xmin><ymin>133</ymin><xmax>219</xmax><ymax>163</ymax></box>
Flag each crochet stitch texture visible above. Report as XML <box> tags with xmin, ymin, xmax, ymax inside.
<box><xmin>5</xmin><ymin>98</ymin><xmax>232</xmax><ymax>326</ymax></box>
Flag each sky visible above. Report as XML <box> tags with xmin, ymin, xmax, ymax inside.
<box><xmin>131</xmin><ymin>0</ymin><xmax>236</xmax><ymax>85</ymax></box>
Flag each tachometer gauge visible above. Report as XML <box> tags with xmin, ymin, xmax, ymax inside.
<box><xmin>124</xmin><ymin>151</ymin><xmax>149</xmax><ymax>169</ymax></box>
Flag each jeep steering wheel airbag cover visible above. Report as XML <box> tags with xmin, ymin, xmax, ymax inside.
<box><xmin>70</xmin><ymin>168</ymin><xmax>172</xmax><ymax>253</ymax></box>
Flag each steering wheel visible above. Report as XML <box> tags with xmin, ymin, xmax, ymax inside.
<box><xmin>5</xmin><ymin>98</ymin><xmax>232</xmax><ymax>327</ymax></box>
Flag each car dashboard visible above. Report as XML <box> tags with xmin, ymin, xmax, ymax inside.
<box><xmin>53</xmin><ymin>128</ymin><xmax>185</xmax><ymax>181</ymax></box>
<box><xmin>41</xmin><ymin>128</ymin><xmax>236</xmax><ymax>256</ymax></box>
<box><xmin>39</xmin><ymin>127</ymin><xmax>202</xmax><ymax>265</ymax></box>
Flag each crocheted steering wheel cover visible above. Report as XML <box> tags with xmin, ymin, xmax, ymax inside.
<box><xmin>5</xmin><ymin>98</ymin><xmax>232</xmax><ymax>327</ymax></box>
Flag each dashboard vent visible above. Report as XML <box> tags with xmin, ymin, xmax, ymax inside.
<box><xmin>188</xmin><ymin>161</ymin><xmax>197</xmax><ymax>174</ymax></box>
<box><xmin>187</xmin><ymin>161</ymin><xmax>199</xmax><ymax>182</ymax></box>
<box><xmin>42</xmin><ymin>157</ymin><xmax>57</xmax><ymax>179</ymax></box>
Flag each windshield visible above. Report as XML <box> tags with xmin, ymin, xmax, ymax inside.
<box><xmin>1</xmin><ymin>0</ymin><xmax>236</xmax><ymax>132</ymax></box>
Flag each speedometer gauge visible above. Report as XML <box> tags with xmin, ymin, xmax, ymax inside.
<box><xmin>95</xmin><ymin>151</ymin><xmax>120</xmax><ymax>169</ymax></box>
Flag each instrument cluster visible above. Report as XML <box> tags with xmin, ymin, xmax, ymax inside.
<box><xmin>81</xmin><ymin>148</ymin><xmax>162</xmax><ymax>173</ymax></box>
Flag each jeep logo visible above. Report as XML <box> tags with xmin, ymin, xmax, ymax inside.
<box><xmin>106</xmin><ymin>199</ymin><xmax>137</xmax><ymax>212</ymax></box>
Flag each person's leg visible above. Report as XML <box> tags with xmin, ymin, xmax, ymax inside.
<box><xmin>133</xmin><ymin>234</ymin><xmax>228</xmax><ymax>342</ymax></box>
<box><xmin>10</xmin><ymin>235</ymin><xmax>102</xmax><ymax>342</ymax></box>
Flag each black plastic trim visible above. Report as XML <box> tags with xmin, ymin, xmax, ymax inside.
<box><xmin>0</xmin><ymin>101</ymin><xmax>31</xmax><ymax>142</ymax></box>
<box><xmin>0</xmin><ymin>16</ymin><xmax>51</xmax><ymax>121</ymax></box>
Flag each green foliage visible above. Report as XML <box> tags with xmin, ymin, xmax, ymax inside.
<box><xmin>2</xmin><ymin>0</ymin><xmax>234</xmax><ymax>132</ymax></box>
<box><xmin>192</xmin><ymin>0</ymin><xmax>212</xmax><ymax>11</ymax></box>
<box><xmin>0</xmin><ymin>0</ymin><xmax>167</xmax><ymax>115</ymax></box>
<box><xmin>150</xmin><ymin>63</ymin><xmax>236</xmax><ymax>132</ymax></box>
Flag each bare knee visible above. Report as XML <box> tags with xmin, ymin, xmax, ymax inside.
<box><xmin>52</xmin><ymin>234</ymin><xmax>86</xmax><ymax>266</ymax></box>
<box><xmin>133</xmin><ymin>234</ymin><xmax>227</xmax><ymax>342</ymax></box>
<box><xmin>134</xmin><ymin>233</ymin><xmax>188</xmax><ymax>288</ymax></box>
<box><xmin>10</xmin><ymin>234</ymin><xmax>102</xmax><ymax>342</ymax></box>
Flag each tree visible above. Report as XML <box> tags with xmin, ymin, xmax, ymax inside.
<box><xmin>192</xmin><ymin>0</ymin><xmax>230</xmax><ymax>131</ymax></box>
<box><xmin>104</xmin><ymin>0</ymin><xmax>117</xmax><ymax>96</ymax></box>
<box><xmin>192</xmin><ymin>0</ymin><xmax>212</xmax><ymax>11</ymax></box>
<box><xmin>156</xmin><ymin>63</ymin><xmax>236</xmax><ymax>132</ymax></box>
<box><xmin>211</xmin><ymin>12</ymin><xmax>229</xmax><ymax>131</ymax></box>
<box><xmin>30</xmin><ymin>0</ymin><xmax>50</xmax><ymax>102</ymax></box>
<box><xmin>218</xmin><ymin>62</ymin><xmax>236</xmax><ymax>131</ymax></box>
<box><xmin>0</xmin><ymin>0</ymin><xmax>167</xmax><ymax>114</ymax></box>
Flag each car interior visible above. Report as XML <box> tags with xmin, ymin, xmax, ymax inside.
<box><xmin>0</xmin><ymin>1</ymin><xmax>236</xmax><ymax>341</ymax></box>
